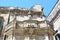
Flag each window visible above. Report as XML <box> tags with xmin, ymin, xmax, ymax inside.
<box><xmin>0</xmin><ymin>17</ymin><xmax>3</xmax><ymax>30</ymax></box>
<box><xmin>55</xmin><ymin>33</ymin><xmax>60</xmax><ymax>40</ymax></box>
<box><xmin>0</xmin><ymin>19</ymin><xmax>3</xmax><ymax>27</ymax></box>
<box><xmin>0</xmin><ymin>17</ymin><xmax>4</xmax><ymax>35</ymax></box>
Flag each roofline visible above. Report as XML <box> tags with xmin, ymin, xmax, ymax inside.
<box><xmin>50</xmin><ymin>9</ymin><xmax>60</xmax><ymax>23</ymax></box>
<box><xmin>47</xmin><ymin>0</ymin><xmax>59</xmax><ymax>17</ymax></box>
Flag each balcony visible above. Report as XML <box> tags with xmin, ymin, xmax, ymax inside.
<box><xmin>4</xmin><ymin>20</ymin><xmax>55</xmax><ymax>36</ymax></box>
<box><xmin>12</xmin><ymin>27</ymin><xmax>55</xmax><ymax>36</ymax></box>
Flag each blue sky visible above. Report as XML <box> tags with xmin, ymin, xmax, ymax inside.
<box><xmin>0</xmin><ymin>0</ymin><xmax>57</xmax><ymax>16</ymax></box>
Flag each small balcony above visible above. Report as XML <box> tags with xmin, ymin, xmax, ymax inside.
<box><xmin>4</xmin><ymin>20</ymin><xmax>55</xmax><ymax>36</ymax></box>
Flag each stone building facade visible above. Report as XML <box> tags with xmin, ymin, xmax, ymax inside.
<box><xmin>47</xmin><ymin>0</ymin><xmax>60</xmax><ymax>40</ymax></box>
<box><xmin>0</xmin><ymin>4</ymin><xmax>55</xmax><ymax>40</ymax></box>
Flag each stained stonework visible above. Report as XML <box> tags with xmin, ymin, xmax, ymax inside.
<box><xmin>0</xmin><ymin>4</ymin><xmax>55</xmax><ymax>40</ymax></box>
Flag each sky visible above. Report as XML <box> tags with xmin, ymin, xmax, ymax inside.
<box><xmin>0</xmin><ymin>0</ymin><xmax>57</xmax><ymax>16</ymax></box>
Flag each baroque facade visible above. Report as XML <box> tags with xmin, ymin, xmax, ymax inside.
<box><xmin>0</xmin><ymin>4</ymin><xmax>55</xmax><ymax>40</ymax></box>
<box><xmin>47</xmin><ymin>0</ymin><xmax>60</xmax><ymax>40</ymax></box>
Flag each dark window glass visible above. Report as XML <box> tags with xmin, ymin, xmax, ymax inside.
<box><xmin>0</xmin><ymin>17</ymin><xmax>3</xmax><ymax>35</ymax></box>
<box><xmin>55</xmin><ymin>33</ymin><xmax>60</xmax><ymax>40</ymax></box>
<box><xmin>0</xmin><ymin>19</ymin><xmax>3</xmax><ymax>27</ymax></box>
